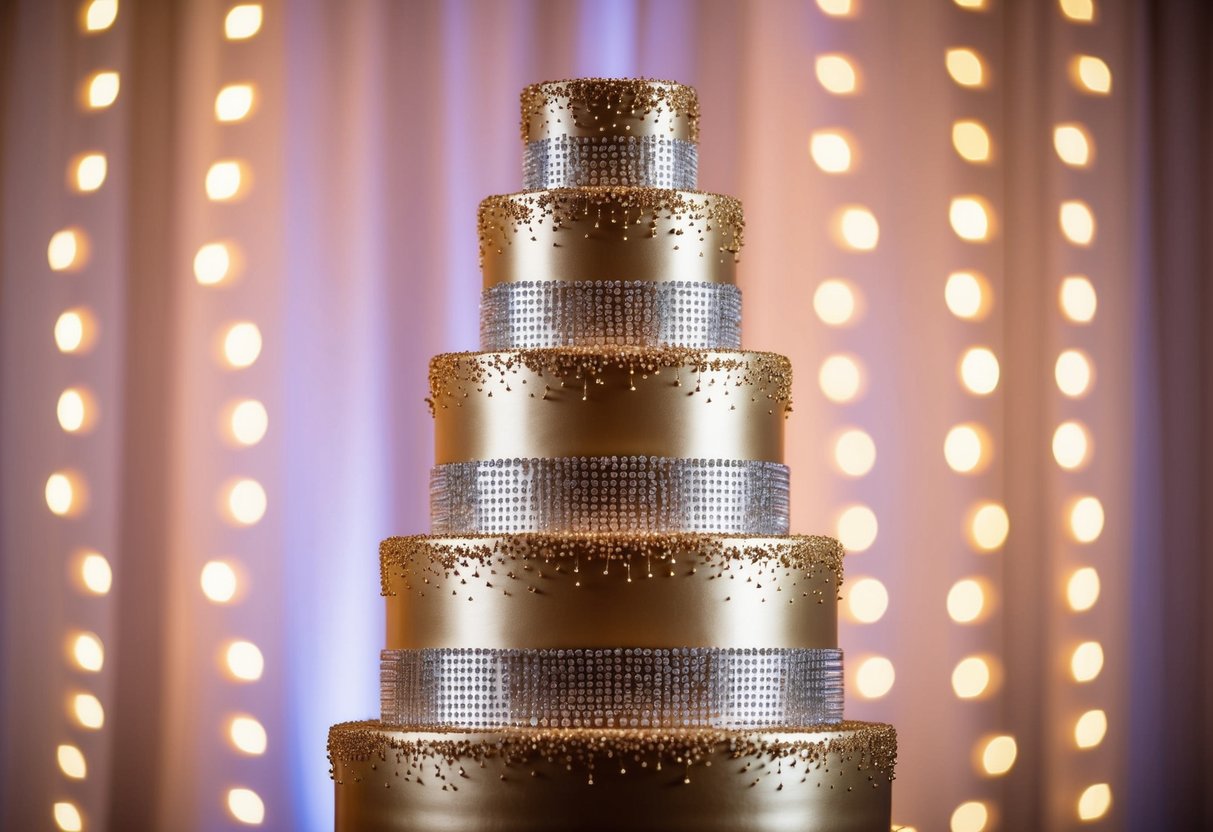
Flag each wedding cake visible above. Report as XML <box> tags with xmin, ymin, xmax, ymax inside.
<box><xmin>328</xmin><ymin>78</ymin><xmax>897</xmax><ymax>831</ymax></box>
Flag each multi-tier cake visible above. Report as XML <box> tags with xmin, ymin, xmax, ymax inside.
<box><xmin>328</xmin><ymin>78</ymin><xmax>896</xmax><ymax>831</ymax></box>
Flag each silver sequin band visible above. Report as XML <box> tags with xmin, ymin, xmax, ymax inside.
<box><xmin>380</xmin><ymin>647</ymin><xmax>844</xmax><ymax>729</ymax></box>
<box><xmin>479</xmin><ymin>280</ymin><xmax>742</xmax><ymax>350</ymax></box>
<box><xmin>523</xmin><ymin>135</ymin><xmax>698</xmax><ymax>190</ymax></box>
<box><xmin>430</xmin><ymin>457</ymin><xmax>790</xmax><ymax>535</ymax></box>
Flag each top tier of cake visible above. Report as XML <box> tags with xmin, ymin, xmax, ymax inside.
<box><xmin>521</xmin><ymin>78</ymin><xmax>699</xmax><ymax>190</ymax></box>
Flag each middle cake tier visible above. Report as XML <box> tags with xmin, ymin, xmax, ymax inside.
<box><xmin>382</xmin><ymin>533</ymin><xmax>841</xmax><ymax>651</ymax></box>
<box><xmin>429</xmin><ymin>348</ymin><xmax>790</xmax><ymax>463</ymax></box>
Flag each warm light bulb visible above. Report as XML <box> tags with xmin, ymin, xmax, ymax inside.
<box><xmin>944</xmin><ymin>423</ymin><xmax>990</xmax><ymax>474</ymax></box>
<box><xmin>72</xmin><ymin>152</ymin><xmax>108</xmax><ymax>192</ymax></box>
<box><xmin>70</xmin><ymin>632</ymin><xmax>104</xmax><ymax>672</ymax></box>
<box><xmin>1059</xmin><ymin>276</ymin><xmax>1097</xmax><ymax>322</ymax></box>
<box><xmin>57</xmin><ymin>388</ymin><xmax>94</xmax><ymax>433</ymax></box>
<box><xmin>230</xmin><ymin>715</ymin><xmax>268</xmax><ymax>755</ymax></box>
<box><xmin>222</xmin><ymin>322</ymin><xmax>262</xmax><ymax>368</ymax></box>
<box><xmin>959</xmin><ymin>347</ymin><xmax>1000</xmax><ymax>395</ymax></box>
<box><xmin>83</xmin><ymin>0</ymin><xmax>119</xmax><ymax>31</ymax></box>
<box><xmin>854</xmin><ymin>656</ymin><xmax>895</xmax><ymax>698</ymax></box>
<box><xmin>206</xmin><ymin>160</ymin><xmax>248</xmax><ymax>201</ymax></box>
<box><xmin>229</xmin><ymin>399</ymin><xmax>269</xmax><ymax>446</ymax></box>
<box><xmin>225</xmin><ymin>4</ymin><xmax>264</xmax><ymax>40</ymax></box>
<box><xmin>227</xmin><ymin>787</ymin><xmax>266</xmax><ymax>825</ymax></box>
<box><xmin>980</xmin><ymin>735</ymin><xmax>1017</xmax><ymax>775</ymax></box>
<box><xmin>53</xmin><ymin>802</ymin><xmax>84</xmax><ymax>832</ymax></box>
<box><xmin>55</xmin><ymin>309</ymin><xmax>95</xmax><ymax>353</ymax></box>
<box><xmin>1054</xmin><ymin>123</ymin><xmax>1093</xmax><ymax>167</ymax></box>
<box><xmin>815</xmin><ymin>55</ymin><xmax>859</xmax><ymax>95</ymax></box>
<box><xmin>1060</xmin><ymin>0</ymin><xmax>1096</xmax><ymax>22</ymax></box>
<box><xmin>947</xmin><ymin>579</ymin><xmax>987</xmax><ymax>623</ymax></box>
<box><xmin>945</xmin><ymin>271</ymin><xmax>991</xmax><ymax>319</ymax></box>
<box><xmin>836</xmin><ymin>206</ymin><xmax>879</xmax><ymax>250</ymax></box>
<box><xmin>1052</xmin><ymin>421</ymin><xmax>1091</xmax><ymax>469</ymax></box>
<box><xmin>201</xmin><ymin>560</ymin><xmax>239</xmax><ymax>603</ymax></box>
<box><xmin>1060</xmin><ymin>200</ymin><xmax>1096</xmax><ymax>245</ymax></box>
<box><xmin>1078</xmin><ymin>783</ymin><xmax>1112</xmax><ymax>820</ymax></box>
<box><xmin>46</xmin><ymin>472</ymin><xmax>83</xmax><ymax>516</ymax></box>
<box><xmin>57</xmin><ymin>744</ymin><xmax>87</xmax><ymax>779</ymax></box>
<box><xmin>945</xmin><ymin>48</ymin><xmax>987</xmax><ymax>87</ymax></box>
<box><xmin>819</xmin><ymin>354</ymin><xmax>864</xmax><ymax>403</ymax></box>
<box><xmin>1067</xmin><ymin>567</ymin><xmax>1101</xmax><ymax>612</ymax></box>
<box><xmin>837</xmin><ymin>504</ymin><xmax>878</xmax><ymax>552</ymax></box>
<box><xmin>834</xmin><ymin>428</ymin><xmax>876</xmax><ymax>476</ymax></box>
<box><xmin>1069</xmin><ymin>496</ymin><xmax>1105</xmax><ymax>543</ymax></box>
<box><xmin>216</xmin><ymin>84</ymin><xmax>256</xmax><ymax>122</ymax></box>
<box><xmin>225</xmin><ymin>640</ymin><xmax>265</xmax><ymax>681</ymax></box>
<box><xmin>194</xmin><ymin>243</ymin><xmax>233</xmax><ymax>286</ymax></box>
<box><xmin>48</xmin><ymin>229</ymin><xmax>88</xmax><ymax>271</ymax></box>
<box><xmin>1071</xmin><ymin>641</ymin><xmax>1104</xmax><ymax>682</ymax></box>
<box><xmin>813</xmin><ymin>279</ymin><xmax>858</xmax><ymax>326</ymax></box>
<box><xmin>815</xmin><ymin>0</ymin><xmax>856</xmax><ymax>16</ymax></box>
<box><xmin>950</xmin><ymin>801</ymin><xmax>990</xmax><ymax>832</ymax></box>
<box><xmin>952</xmin><ymin>120</ymin><xmax>992</xmax><ymax>163</ymax></box>
<box><xmin>970</xmin><ymin>502</ymin><xmax>1010</xmax><ymax>551</ymax></box>
<box><xmin>1074</xmin><ymin>709</ymin><xmax>1108</xmax><ymax>748</ymax></box>
<box><xmin>809</xmin><ymin>130</ymin><xmax>854</xmax><ymax>173</ymax></box>
<box><xmin>950</xmin><ymin>196</ymin><xmax>994</xmax><ymax>241</ymax></box>
<box><xmin>1072</xmin><ymin>55</ymin><xmax>1112</xmax><ymax>94</ymax></box>
<box><xmin>847</xmin><ymin>577</ymin><xmax>888</xmax><ymax>623</ymax></box>
<box><xmin>72</xmin><ymin>693</ymin><xmax>104</xmax><ymax>729</ymax></box>
<box><xmin>952</xmin><ymin>656</ymin><xmax>992</xmax><ymax>698</ymax></box>
<box><xmin>80</xmin><ymin>552</ymin><xmax>113</xmax><ymax>595</ymax></box>
<box><xmin>85</xmin><ymin>71</ymin><xmax>120</xmax><ymax>109</ymax></box>
<box><xmin>1055</xmin><ymin>349</ymin><xmax>1093</xmax><ymax>397</ymax></box>
<box><xmin>226</xmin><ymin>479</ymin><xmax>267</xmax><ymax>526</ymax></box>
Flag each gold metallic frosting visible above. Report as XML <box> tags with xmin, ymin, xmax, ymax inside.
<box><xmin>330</xmin><ymin>720</ymin><xmax>895</xmax><ymax>832</ymax></box>
<box><xmin>520</xmin><ymin>78</ymin><xmax>701</xmax><ymax>143</ymax></box>
<box><xmin>429</xmin><ymin>347</ymin><xmax>790</xmax><ymax>464</ymax></box>
<box><xmin>382</xmin><ymin>534</ymin><xmax>841</xmax><ymax>650</ymax></box>
<box><xmin>477</xmin><ymin>188</ymin><xmax>743</xmax><ymax>286</ymax></box>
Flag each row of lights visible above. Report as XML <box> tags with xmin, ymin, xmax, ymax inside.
<box><xmin>808</xmin><ymin>1</ymin><xmax>893</xmax><ymax>707</ymax></box>
<box><xmin>197</xmin><ymin>4</ymin><xmax>269</xmax><ymax>827</ymax></box>
<box><xmin>1053</xmin><ymin>0</ymin><xmax>1112</xmax><ymax>824</ymax></box>
<box><xmin>48</xmin><ymin>3</ymin><xmax>120</xmax><ymax>830</ymax></box>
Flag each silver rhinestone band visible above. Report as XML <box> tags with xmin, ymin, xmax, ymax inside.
<box><xmin>523</xmin><ymin>135</ymin><xmax>698</xmax><ymax>190</ymax></box>
<box><xmin>430</xmin><ymin>457</ymin><xmax>790</xmax><ymax>535</ymax></box>
<box><xmin>380</xmin><ymin>647</ymin><xmax>843</xmax><ymax>729</ymax></box>
<box><xmin>479</xmin><ymin>280</ymin><xmax>742</xmax><ymax>350</ymax></box>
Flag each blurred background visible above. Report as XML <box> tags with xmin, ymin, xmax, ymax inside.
<box><xmin>1</xmin><ymin>0</ymin><xmax>1209</xmax><ymax>830</ymax></box>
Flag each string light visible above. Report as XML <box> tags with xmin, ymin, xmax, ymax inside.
<box><xmin>225</xmin><ymin>478</ymin><xmax>267</xmax><ymax>526</ymax></box>
<box><xmin>71</xmin><ymin>152</ymin><xmax>108</xmax><ymax>192</ymax></box>
<box><xmin>945</xmin><ymin>271</ymin><xmax>991</xmax><ymax>319</ymax></box>
<box><xmin>215</xmin><ymin>83</ymin><xmax>256</xmax><ymax>122</ymax></box>
<box><xmin>57</xmin><ymin>744</ymin><xmax>87</xmax><ymax>779</ymax></box>
<box><xmin>813</xmin><ymin>279</ymin><xmax>859</xmax><ymax>325</ymax></box>
<box><xmin>954</xmin><ymin>0</ymin><xmax>989</xmax><ymax>9</ymax></box>
<box><xmin>833</xmin><ymin>428</ymin><xmax>876</xmax><ymax>476</ymax></box>
<box><xmin>1070</xmin><ymin>641</ymin><xmax>1104</xmax><ymax>682</ymax></box>
<box><xmin>944</xmin><ymin>423</ymin><xmax>990</xmax><ymax>474</ymax></box>
<box><xmin>230</xmin><ymin>715</ymin><xmax>268</xmax><ymax>755</ymax></box>
<box><xmin>1053</xmin><ymin>124</ymin><xmax>1093</xmax><ymax>167</ymax></box>
<box><xmin>224</xmin><ymin>4</ymin><xmax>264</xmax><ymax>40</ymax></box>
<box><xmin>1059</xmin><ymin>276</ymin><xmax>1098</xmax><ymax>322</ymax></box>
<box><xmin>1052</xmin><ymin>420</ymin><xmax>1091</xmax><ymax>469</ymax></box>
<box><xmin>979</xmin><ymin>735</ymin><xmax>1017</xmax><ymax>776</ymax></box>
<box><xmin>226</xmin><ymin>787</ymin><xmax>266</xmax><ymax>825</ymax></box>
<box><xmin>1055</xmin><ymin>349</ymin><xmax>1094</xmax><ymax>397</ymax></box>
<box><xmin>1077</xmin><ymin>784</ymin><xmax>1112</xmax><ymax>821</ymax></box>
<box><xmin>225</xmin><ymin>640</ymin><xmax>265</xmax><ymax>682</ymax></box>
<box><xmin>951</xmin><ymin>120</ymin><xmax>992</xmax><ymax>163</ymax></box>
<box><xmin>818</xmin><ymin>354</ymin><xmax>864</xmax><ymax>403</ymax></box>
<box><xmin>815</xmin><ymin>54</ymin><xmax>859</xmax><ymax>95</ymax></box>
<box><xmin>82</xmin><ymin>0</ymin><xmax>119</xmax><ymax>32</ymax></box>
<box><xmin>205</xmin><ymin>160</ymin><xmax>248</xmax><ymax>201</ymax></box>
<box><xmin>194</xmin><ymin>242</ymin><xmax>234</xmax><ymax>286</ymax></box>
<box><xmin>959</xmin><ymin>347</ymin><xmax>1000</xmax><ymax>395</ymax></box>
<box><xmin>969</xmin><ymin>502</ymin><xmax>1010</xmax><ymax>551</ymax></box>
<box><xmin>947</xmin><ymin>579</ymin><xmax>988</xmax><ymax>624</ymax></box>
<box><xmin>846</xmin><ymin>577</ymin><xmax>889</xmax><ymax>623</ymax></box>
<box><xmin>1060</xmin><ymin>0</ymin><xmax>1095</xmax><ymax>22</ymax></box>
<box><xmin>57</xmin><ymin>388</ymin><xmax>95</xmax><ymax>434</ymax></box>
<box><xmin>949</xmin><ymin>196</ymin><xmax>994</xmax><ymax>241</ymax></box>
<box><xmin>71</xmin><ymin>693</ymin><xmax>104</xmax><ymax>729</ymax></box>
<box><xmin>854</xmin><ymin>656</ymin><xmax>895</xmax><ymax>698</ymax></box>
<box><xmin>1068</xmin><ymin>496</ymin><xmax>1105</xmax><ymax>542</ymax></box>
<box><xmin>1074</xmin><ymin>709</ymin><xmax>1108</xmax><ymax>748</ymax></box>
<box><xmin>48</xmin><ymin>229</ymin><xmax>89</xmax><ymax>271</ymax></box>
<box><xmin>70</xmin><ymin>632</ymin><xmax>104</xmax><ymax>672</ymax></box>
<box><xmin>222</xmin><ymin>322</ymin><xmax>262</xmax><ymax>368</ymax></box>
<box><xmin>201</xmin><ymin>560</ymin><xmax>240</xmax><ymax>603</ymax></box>
<box><xmin>53</xmin><ymin>802</ymin><xmax>84</xmax><ymax>832</ymax></box>
<box><xmin>1071</xmin><ymin>56</ymin><xmax>1112</xmax><ymax>94</ymax></box>
<box><xmin>55</xmin><ymin>308</ymin><xmax>96</xmax><ymax>353</ymax></box>
<box><xmin>78</xmin><ymin>551</ymin><xmax>113</xmax><ymax>595</ymax></box>
<box><xmin>836</xmin><ymin>504</ymin><xmax>878</xmax><ymax>552</ymax></box>
<box><xmin>950</xmin><ymin>801</ymin><xmax>990</xmax><ymax>832</ymax></box>
<box><xmin>814</xmin><ymin>0</ymin><xmax>856</xmax><ymax>16</ymax></box>
<box><xmin>952</xmin><ymin>656</ymin><xmax>993</xmax><ymax>699</ymax></box>
<box><xmin>1059</xmin><ymin>200</ymin><xmax>1096</xmax><ymax>245</ymax></box>
<box><xmin>835</xmin><ymin>206</ymin><xmax>879</xmax><ymax>250</ymax></box>
<box><xmin>84</xmin><ymin>71</ymin><xmax>120</xmax><ymax>109</ymax></box>
<box><xmin>227</xmin><ymin>399</ymin><xmax>268</xmax><ymax>446</ymax></box>
<box><xmin>1066</xmin><ymin>567</ymin><xmax>1101</xmax><ymax>612</ymax></box>
<box><xmin>809</xmin><ymin>130</ymin><xmax>854</xmax><ymax>173</ymax></box>
<box><xmin>46</xmin><ymin>471</ymin><xmax>84</xmax><ymax>517</ymax></box>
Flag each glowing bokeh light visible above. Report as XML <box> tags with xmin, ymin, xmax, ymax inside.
<box><xmin>229</xmin><ymin>399</ymin><xmax>269</xmax><ymax>446</ymax></box>
<box><xmin>815</xmin><ymin>55</ymin><xmax>859</xmax><ymax>95</ymax></box>
<box><xmin>819</xmin><ymin>354</ymin><xmax>864</xmax><ymax>403</ymax></box>
<box><xmin>1067</xmin><ymin>567</ymin><xmax>1101</xmax><ymax>612</ymax></box>
<box><xmin>83</xmin><ymin>0</ymin><xmax>118</xmax><ymax>31</ymax></box>
<box><xmin>85</xmin><ymin>71</ymin><xmax>120</xmax><ymax>109</ymax></box>
<box><xmin>48</xmin><ymin>229</ymin><xmax>88</xmax><ymax>271</ymax></box>
<box><xmin>970</xmin><ymin>502</ymin><xmax>1010</xmax><ymax>551</ymax></box>
<box><xmin>1072</xmin><ymin>55</ymin><xmax>1112</xmax><ymax>94</ymax></box>
<box><xmin>959</xmin><ymin>347</ymin><xmax>1000</xmax><ymax>395</ymax></box>
<box><xmin>834</xmin><ymin>428</ymin><xmax>876</xmax><ymax>477</ymax></box>
<box><xmin>813</xmin><ymin>279</ymin><xmax>858</xmax><ymax>326</ymax></box>
<box><xmin>944</xmin><ymin>423</ymin><xmax>990</xmax><ymax>474</ymax></box>
<box><xmin>225</xmin><ymin>4</ymin><xmax>264</xmax><ymax>40</ymax></box>
<box><xmin>72</xmin><ymin>153</ymin><xmax>108</xmax><ymax>192</ymax></box>
<box><xmin>53</xmin><ymin>802</ymin><xmax>83</xmax><ymax>832</ymax></box>
<box><xmin>947</xmin><ymin>579</ymin><xmax>987</xmax><ymax>623</ymax></box>
<box><xmin>837</xmin><ymin>504</ymin><xmax>878</xmax><ymax>552</ymax></box>
<box><xmin>1052</xmin><ymin>420</ymin><xmax>1091</xmax><ymax>470</ymax></box>
<box><xmin>225</xmin><ymin>640</ymin><xmax>265</xmax><ymax>681</ymax></box>
<box><xmin>1071</xmin><ymin>641</ymin><xmax>1104</xmax><ymax>682</ymax></box>
<box><xmin>1060</xmin><ymin>200</ymin><xmax>1096</xmax><ymax>245</ymax></box>
<box><xmin>55</xmin><ymin>309</ymin><xmax>95</xmax><ymax>353</ymax></box>
<box><xmin>837</xmin><ymin>206</ymin><xmax>879</xmax><ymax>250</ymax></box>
<box><xmin>945</xmin><ymin>271</ymin><xmax>991</xmax><ymax>319</ymax></box>
<box><xmin>809</xmin><ymin>130</ymin><xmax>854</xmax><ymax>174</ymax></box>
<box><xmin>847</xmin><ymin>577</ymin><xmax>889</xmax><ymax>623</ymax></box>
<box><xmin>855</xmin><ymin>656</ymin><xmax>895</xmax><ymax>699</ymax></box>
<box><xmin>72</xmin><ymin>693</ymin><xmax>104</xmax><ymax>729</ymax></box>
<box><xmin>226</xmin><ymin>479</ymin><xmax>267</xmax><ymax>526</ymax></box>
<box><xmin>1055</xmin><ymin>349</ymin><xmax>1094</xmax><ymax>397</ymax></box>
<box><xmin>206</xmin><ymin>160</ymin><xmax>247</xmax><ymax>201</ymax></box>
<box><xmin>951</xmin><ymin>801</ymin><xmax>990</xmax><ymax>832</ymax></box>
<box><xmin>223</xmin><ymin>322</ymin><xmax>262</xmax><ymax>368</ymax></box>
<box><xmin>46</xmin><ymin>472</ymin><xmax>82</xmax><ymax>516</ymax></box>
<box><xmin>945</xmin><ymin>48</ymin><xmax>987</xmax><ymax>88</ymax></box>
<box><xmin>70</xmin><ymin>632</ymin><xmax>104</xmax><ymax>672</ymax></box>
<box><xmin>57</xmin><ymin>744</ymin><xmax>87</xmax><ymax>779</ymax></box>
<box><xmin>230</xmin><ymin>715</ymin><xmax>268</xmax><ymax>755</ymax></box>
<box><xmin>194</xmin><ymin>243</ymin><xmax>233</xmax><ymax>286</ymax></box>
<box><xmin>1060</xmin><ymin>0</ymin><xmax>1095</xmax><ymax>22</ymax></box>
<box><xmin>57</xmin><ymin>388</ymin><xmax>94</xmax><ymax>433</ymax></box>
<box><xmin>950</xmin><ymin>196</ymin><xmax>994</xmax><ymax>241</ymax></box>
<box><xmin>1060</xmin><ymin>275</ymin><xmax>1098</xmax><ymax>322</ymax></box>
<box><xmin>1078</xmin><ymin>783</ymin><xmax>1112</xmax><ymax>820</ymax></box>
<box><xmin>227</xmin><ymin>787</ymin><xmax>266</xmax><ymax>825</ymax></box>
<box><xmin>1075</xmin><ymin>709</ymin><xmax>1108</xmax><ymax>748</ymax></box>
<box><xmin>216</xmin><ymin>84</ymin><xmax>256</xmax><ymax>122</ymax></box>
<box><xmin>80</xmin><ymin>552</ymin><xmax>113</xmax><ymax>595</ymax></box>
<box><xmin>201</xmin><ymin>560</ymin><xmax>239</xmax><ymax>603</ymax></box>
<box><xmin>1054</xmin><ymin>124</ymin><xmax>1093</xmax><ymax>167</ymax></box>
<box><xmin>952</xmin><ymin>120</ymin><xmax>992</xmax><ymax>163</ymax></box>
<box><xmin>980</xmin><ymin>735</ymin><xmax>1017</xmax><ymax>775</ymax></box>
<box><xmin>815</xmin><ymin>0</ymin><xmax>855</xmax><ymax>16</ymax></box>
<box><xmin>1069</xmin><ymin>496</ymin><xmax>1105</xmax><ymax>543</ymax></box>
<box><xmin>952</xmin><ymin>656</ymin><xmax>992</xmax><ymax>698</ymax></box>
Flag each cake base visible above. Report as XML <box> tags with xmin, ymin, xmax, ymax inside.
<box><xmin>329</xmin><ymin>720</ymin><xmax>894</xmax><ymax>832</ymax></box>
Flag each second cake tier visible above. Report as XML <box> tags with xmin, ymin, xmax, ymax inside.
<box><xmin>428</xmin><ymin>348</ymin><xmax>791</xmax><ymax>464</ymax></box>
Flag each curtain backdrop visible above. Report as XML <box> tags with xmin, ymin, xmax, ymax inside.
<box><xmin>1</xmin><ymin>1</ymin><xmax>1208</xmax><ymax>830</ymax></box>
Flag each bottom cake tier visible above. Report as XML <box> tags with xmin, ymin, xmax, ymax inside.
<box><xmin>329</xmin><ymin>720</ymin><xmax>896</xmax><ymax>832</ymax></box>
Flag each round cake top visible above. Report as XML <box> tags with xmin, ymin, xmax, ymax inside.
<box><xmin>521</xmin><ymin>78</ymin><xmax>701</xmax><ymax>143</ymax></box>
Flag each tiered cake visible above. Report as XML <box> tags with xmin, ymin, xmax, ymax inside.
<box><xmin>328</xmin><ymin>78</ymin><xmax>896</xmax><ymax>831</ymax></box>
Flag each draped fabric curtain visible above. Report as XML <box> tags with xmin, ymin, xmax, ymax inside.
<box><xmin>0</xmin><ymin>1</ymin><xmax>1207</xmax><ymax>830</ymax></box>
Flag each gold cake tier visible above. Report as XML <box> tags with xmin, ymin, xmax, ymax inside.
<box><xmin>429</xmin><ymin>348</ymin><xmax>790</xmax><ymax>464</ymax></box>
<box><xmin>477</xmin><ymin>188</ymin><xmax>743</xmax><ymax>287</ymax></box>
<box><xmin>329</xmin><ymin>720</ymin><xmax>896</xmax><ymax>832</ymax></box>
<box><xmin>381</xmin><ymin>534</ymin><xmax>841</xmax><ymax>650</ymax></box>
<box><xmin>521</xmin><ymin>78</ymin><xmax>700</xmax><ymax>143</ymax></box>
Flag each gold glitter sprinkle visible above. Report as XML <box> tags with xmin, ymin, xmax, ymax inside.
<box><xmin>328</xmin><ymin>721</ymin><xmax>896</xmax><ymax>783</ymax></box>
<box><xmin>521</xmin><ymin>78</ymin><xmax>701</xmax><ymax>143</ymax></box>
<box><xmin>427</xmin><ymin>347</ymin><xmax>790</xmax><ymax>415</ymax></box>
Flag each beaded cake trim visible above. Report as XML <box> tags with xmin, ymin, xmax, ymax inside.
<box><xmin>520</xmin><ymin>78</ymin><xmax>701</xmax><ymax>143</ymax></box>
